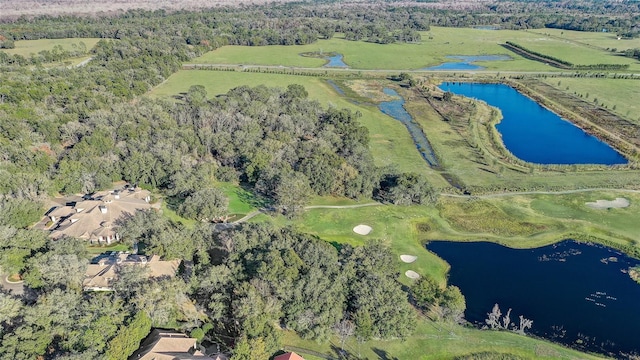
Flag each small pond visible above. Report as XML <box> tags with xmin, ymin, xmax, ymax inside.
<box><xmin>427</xmin><ymin>240</ymin><xmax>640</xmax><ymax>358</ymax></box>
<box><xmin>324</xmin><ymin>54</ymin><xmax>348</xmax><ymax>68</ymax></box>
<box><xmin>438</xmin><ymin>82</ymin><xmax>628</xmax><ymax>165</ymax></box>
<box><xmin>379</xmin><ymin>88</ymin><xmax>438</xmax><ymax>167</ymax></box>
<box><xmin>422</xmin><ymin>55</ymin><xmax>511</xmax><ymax>71</ymax></box>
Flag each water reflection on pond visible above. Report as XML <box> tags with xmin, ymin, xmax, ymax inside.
<box><xmin>438</xmin><ymin>82</ymin><xmax>627</xmax><ymax>165</ymax></box>
<box><xmin>422</xmin><ymin>55</ymin><xmax>511</xmax><ymax>71</ymax></box>
<box><xmin>427</xmin><ymin>240</ymin><xmax>640</xmax><ymax>358</ymax></box>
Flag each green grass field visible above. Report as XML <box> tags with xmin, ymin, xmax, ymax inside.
<box><xmin>192</xmin><ymin>28</ymin><xmax>558</xmax><ymax>71</ymax></box>
<box><xmin>529</xmin><ymin>28</ymin><xmax>640</xmax><ymax>51</ymax></box>
<box><xmin>1</xmin><ymin>38</ymin><xmax>101</xmax><ymax>57</ymax></box>
<box><xmin>508</xmin><ymin>32</ymin><xmax>638</xmax><ymax>68</ymax></box>
<box><xmin>541</xmin><ymin>77</ymin><xmax>640</xmax><ymax>123</ymax></box>
<box><xmin>282</xmin><ymin>319</ymin><xmax>602</xmax><ymax>360</ymax></box>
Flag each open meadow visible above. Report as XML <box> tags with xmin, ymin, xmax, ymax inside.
<box><xmin>529</xmin><ymin>28</ymin><xmax>640</xmax><ymax>51</ymax></box>
<box><xmin>192</xmin><ymin>27</ymin><xmax>560</xmax><ymax>71</ymax></box>
<box><xmin>192</xmin><ymin>27</ymin><xmax>640</xmax><ymax>71</ymax></box>
<box><xmin>0</xmin><ymin>37</ymin><xmax>100</xmax><ymax>57</ymax></box>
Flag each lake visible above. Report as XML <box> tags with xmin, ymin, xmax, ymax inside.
<box><xmin>438</xmin><ymin>82</ymin><xmax>628</xmax><ymax>165</ymax></box>
<box><xmin>422</xmin><ymin>55</ymin><xmax>511</xmax><ymax>71</ymax></box>
<box><xmin>379</xmin><ymin>88</ymin><xmax>438</xmax><ymax>167</ymax></box>
<box><xmin>427</xmin><ymin>240</ymin><xmax>640</xmax><ymax>358</ymax></box>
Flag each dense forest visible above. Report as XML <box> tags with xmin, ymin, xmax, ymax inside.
<box><xmin>0</xmin><ymin>1</ymin><xmax>638</xmax><ymax>358</ymax></box>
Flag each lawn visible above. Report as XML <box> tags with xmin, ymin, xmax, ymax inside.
<box><xmin>541</xmin><ymin>77</ymin><xmax>640</xmax><ymax>123</ymax></box>
<box><xmin>1</xmin><ymin>38</ymin><xmax>101</xmax><ymax>57</ymax></box>
<box><xmin>191</xmin><ymin>28</ymin><xmax>556</xmax><ymax>71</ymax></box>
<box><xmin>281</xmin><ymin>319</ymin><xmax>602</xmax><ymax>360</ymax></box>
<box><xmin>149</xmin><ymin>70</ymin><xmax>449</xmax><ymax>187</ymax></box>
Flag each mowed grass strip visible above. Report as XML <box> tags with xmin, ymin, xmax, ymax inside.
<box><xmin>0</xmin><ymin>38</ymin><xmax>101</xmax><ymax>57</ymax></box>
<box><xmin>191</xmin><ymin>27</ymin><xmax>556</xmax><ymax>71</ymax></box>
<box><xmin>149</xmin><ymin>70</ymin><xmax>447</xmax><ymax>185</ymax></box>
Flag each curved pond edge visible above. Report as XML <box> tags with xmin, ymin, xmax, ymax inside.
<box><xmin>422</xmin><ymin>55</ymin><xmax>512</xmax><ymax>71</ymax></box>
<box><xmin>438</xmin><ymin>79</ymin><xmax>634</xmax><ymax>170</ymax></box>
<box><xmin>426</xmin><ymin>239</ymin><xmax>640</xmax><ymax>358</ymax></box>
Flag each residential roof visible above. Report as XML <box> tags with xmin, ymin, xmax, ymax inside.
<box><xmin>48</xmin><ymin>187</ymin><xmax>151</xmax><ymax>241</ymax></box>
<box><xmin>83</xmin><ymin>253</ymin><xmax>181</xmax><ymax>291</ymax></box>
<box><xmin>129</xmin><ymin>329</ymin><xmax>216</xmax><ymax>360</ymax></box>
<box><xmin>274</xmin><ymin>352</ymin><xmax>305</xmax><ymax>360</ymax></box>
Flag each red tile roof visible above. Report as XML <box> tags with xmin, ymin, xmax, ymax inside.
<box><xmin>273</xmin><ymin>352</ymin><xmax>305</xmax><ymax>360</ymax></box>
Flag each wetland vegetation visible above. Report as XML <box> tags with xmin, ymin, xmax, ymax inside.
<box><xmin>2</xmin><ymin>1</ymin><xmax>640</xmax><ymax>359</ymax></box>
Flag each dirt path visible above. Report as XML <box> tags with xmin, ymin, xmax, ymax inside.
<box><xmin>441</xmin><ymin>188</ymin><xmax>640</xmax><ymax>199</ymax></box>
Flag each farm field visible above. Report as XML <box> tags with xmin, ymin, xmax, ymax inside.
<box><xmin>0</xmin><ymin>37</ymin><xmax>100</xmax><ymax>57</ymax></box>
<box><xmin>541</xmin><ymin>77</ymin><xmax>640</xmax><ymax>123</ymax></box>
<box><xmin>192</xmin><ymin>27</ymin><xmax>557</xmax><ymax>71</ymax></box>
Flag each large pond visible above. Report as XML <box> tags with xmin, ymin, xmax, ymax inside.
<box><xmin>427</xmin><ymin>240</ymin><xmax>640</xmax><ymax>358</ymax></box>
<box><xmin>422</xmin><ymin>55</ymin><xmax>511</xmax><ymax>71</ymax></box>
<box><xmin>379</xmin><ymin>88</ymin><xmax>438</xmax><ymax>167</ymax></box>
<box><xmin>438</xmin><ymin>82</ymin><xmax>628</xmax><ymax>165</ymax></box>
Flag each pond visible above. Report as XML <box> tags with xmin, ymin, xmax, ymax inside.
<box><xmin>379</xmin><ymin>88</ymin><xmax>438</xmax><ymax>167</ymax></box>
<box><xmin>438</xmin><ymin>82</ymin><xmax>628</xmax><ymax>165</ymax></box>
<box><xmin>427</xmin><ymin>240</ymin><xmax>640</xmax><ymax>358</ymax></box>
<box><xmin>422</xmin><ymin>55</ymin><xmax>510</xmax><ymax>71</ymax></box>
<box><xmin>324</xmin><ymin>54</ymin><xmax>348</xmax><ymax>68</ymax></box>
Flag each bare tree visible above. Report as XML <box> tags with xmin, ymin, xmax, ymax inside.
<box><xmin>501</xmin><ymin>308</ymin><xmax>512</xmax><ymax>330</ymax></box>
<box><xmin>485</xmin><ymin>303</ymin><xmax>501</xmax><ymax>329</ymax></box>
<box><xmin>335</xmin><ymin>318</ymin><xmax>355</xmax><ymax>352</ymax></box>
<box><xmin>517</xmin><ymin>315</ymin><xmax>533</xmax><ymax>335</ymax></box>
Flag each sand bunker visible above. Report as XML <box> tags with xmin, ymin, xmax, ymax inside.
<box><xmin>400</xmin><ymin>255</ymin><xmax>417</xmax><ymax>263</ymax></box>
<box><xmin>586</xmin><ymin>198</ymin><xmax>630</xmax><ymax>210</ymax></box>
<box><xmin>353</xmin><ymin>224</ymin><xmax>373</xmax><ymax>235</ymax></box>
<box><xmin>405</xmin><ymin>270</ymin><xmax>420</xmax><ymax>279</ymax></box>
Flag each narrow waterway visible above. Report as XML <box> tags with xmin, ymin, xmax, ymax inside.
<box><xmin>378</xmin><ymin>88</ymin><xmax>438</xmax><ymax>167</ymax></box>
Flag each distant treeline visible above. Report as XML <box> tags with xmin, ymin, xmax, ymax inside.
<box><xmin>505</xmin><ymin>41</ymin><xmax>630</xmax><ymax>70</ymax></box>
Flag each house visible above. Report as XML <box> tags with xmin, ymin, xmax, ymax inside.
<box><xmin>83</xmin><ymin>252</ymin><xmax>181</xmax><ymax>291</ymax></box>
<box><xmin>274</xmin><ymin>352</ymin><xmax>305</xmax><ymax>360</ymax></box>
<box><xmin>47</xmin><ymin>186</ymin><xmax>152</xmax><ymax>244</ymax></box>
<box><xmin>129</xmin><ymin>329</ymin><xmax>219</xmax><ymax>360</ymax></box>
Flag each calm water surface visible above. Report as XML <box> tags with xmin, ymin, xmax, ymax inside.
<box><xmin>438</xmin><ymin>82</ymin><xmax>627</xmax><ymax>165</ymax></box>
<box><xmin>324</xmin><ymin>54</ymin><xmax>348</xmax><ymax>68</ymax></box>
<box><xmin>427</xmin><ymin>240</ymin><xmax>640</xmax><ymax>358</ymax></box>
<box><xmin>422</xmin><ymin>55</ymin><xmax>510</xmax><ymax>71</ymax></box>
